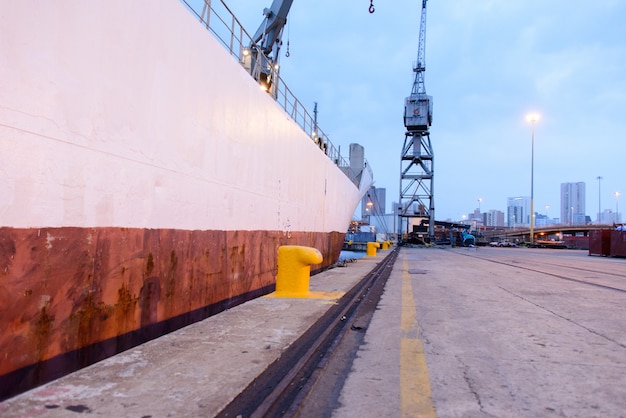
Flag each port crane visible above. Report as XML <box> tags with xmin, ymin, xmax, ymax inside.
<box><xmin>239</xmin><ymin>0</ymin><xmax>295</xmax><ymax>93</ymax></box>
<box><xmin>399</xmin><ymin>0</ymin><xmax>435</xmax><ymax>242</ymax></box>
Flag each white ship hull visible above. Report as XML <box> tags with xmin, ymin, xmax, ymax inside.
<box><xmin>0</xmin><ymin>0</ymin><xmax>372</xmax><ymax>399</ymax></box>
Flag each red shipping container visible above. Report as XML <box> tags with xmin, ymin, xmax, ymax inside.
<box><xmin>610</xmin><ymin>230</ymin><xmax>626</xmax><ymax>257</ymax></box>
<box><xmin>589</xmin><ymin>229</ymin><xmax>612</xmax><ymax>256</ymax></box>
<box><xmin>564</xmin><ymin>235</ymin><xmax>589</xmax><ymax>250</ymax></box>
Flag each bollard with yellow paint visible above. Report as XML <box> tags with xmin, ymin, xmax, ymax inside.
<box><xmin>275</xmin><ymin>245</ymin><xmax>323</xmax><ymax>298</ymax></box>
<box><xmin>366</xmin><ymin>241</ymin><xmax>380</xmax><ymax>257</ymax></box>
<box><xmin>381</xmin><ymin>241</ymin><xmax>389</xmax><ymax>250</ymax></box>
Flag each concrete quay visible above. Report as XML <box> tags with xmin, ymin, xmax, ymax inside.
<box><xmin>2</xmin><ymin>246</ymin><xmax>626</xmax><ymax>417</ymax></box>
<box><xmin>0</xmin><ymin>250</ymin><xmax>386</xmax><ymax>417</ymax></box>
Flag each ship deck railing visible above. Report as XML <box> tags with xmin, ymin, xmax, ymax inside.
<box><xmin>180</xmin><ymin>0</ymin><xmax>364</xmax><ymax>187</ymax></box>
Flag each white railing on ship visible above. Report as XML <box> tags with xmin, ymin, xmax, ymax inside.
<box><xmin>180</xmin><ymin>0</ymin><xmax>363</xmax><ymax>186</ymax></box>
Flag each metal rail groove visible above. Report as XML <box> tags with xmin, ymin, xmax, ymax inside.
<box><xmin>217</xmin><ymin>247</ymin><xmax>400</xmax><ymax>417</ymax></box>
<box><xmin>449</xmin><ymin>248</ymin><xmax>626</xmax><ymax>294</ymax></box>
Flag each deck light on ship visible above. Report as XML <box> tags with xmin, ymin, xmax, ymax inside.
<box><xmin>526</xmin><ymin>113</ymin><xmax>540</xmax><ymax>245</ymax></box>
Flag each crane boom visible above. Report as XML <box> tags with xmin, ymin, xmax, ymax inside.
<box><xmin>403</xmin><ymin>0</ymin><xmax>432</xmax><ymax>131</ymax></box>
<box><xmin>412</xmin><ymin>0</ymin><xmax>428</xmax><ymax>95</ymax></box>
<box><xmin>242</xmin><ymin>0</ymin><xmax>294</xmax><ymax>93</ymax></box>
<box><xmin>251</xmin><ymin>0</ymin><xmax>294</xmax><ymax>63</ymax></box>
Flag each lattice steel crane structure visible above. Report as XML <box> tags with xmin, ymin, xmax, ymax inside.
<box><xmin>399</xmin><ymin>0</ymin><xmax>435</xmax><ymax>242</ymax></box>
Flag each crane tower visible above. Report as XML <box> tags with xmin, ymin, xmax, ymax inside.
<box><xmin>399</xmin><ymin>0</ymin><xmax>435</xmax><ymax>242</ymax></box>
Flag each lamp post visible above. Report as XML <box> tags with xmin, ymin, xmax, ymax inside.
<box><xmin>527</xmin><ymin>113</ymin><xmax>539</xmax><ymax>246</ymax></box>
<box><xmin>616</xmin><ymin>192</ymin><xmax>621</xmax><ymax>223</ymax></box>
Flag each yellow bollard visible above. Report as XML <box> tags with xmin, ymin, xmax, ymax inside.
<box><xmin>381</xmin><ymin>241</ymin><xmax>389</xmax><ymax>250</ymax></box>
<box><xmin>366</xmin><ymin>241</ymin><xmax>380</xmax><ymax>257</ymax></box>
<box><xmin>275</xmin><ymin>245</ymin><xmax>323</xmax><ymax>298</ymax></box>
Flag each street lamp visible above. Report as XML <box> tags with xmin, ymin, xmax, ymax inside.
<box><xmin>616</xmin><ymin>192</ymin><xmax>621</xmax><ymax>223</ymax></box>
<box><xmin>526</xmin><ymin>113</ymin><xmax>540</xmax><ymax>245</ymax></box>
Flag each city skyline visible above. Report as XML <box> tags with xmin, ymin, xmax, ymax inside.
<box><xmin>360</xmin><ymin>181</ymin><xmax>620</xmax><ymax>232</ymax></box>
<box><xmin>462</xmin><ymin>180</ymin><xmax>621</xmax><ymax>227</ymax></box>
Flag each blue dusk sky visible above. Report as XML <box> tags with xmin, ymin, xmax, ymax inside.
<box><xmin>210</xmin><ymin>0</ymin><xmax>625</xmax><ymax>222</ymax></box>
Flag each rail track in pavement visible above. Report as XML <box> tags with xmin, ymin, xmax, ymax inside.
<box><xmin>217</xmin><ymin>247</ymin><xmax>400</xmax><ymax>418</ymax></box>
<box><xmin>449</xmin><ymin>247</ymin><xmax>626</xmax><ymax>293</ymax></box>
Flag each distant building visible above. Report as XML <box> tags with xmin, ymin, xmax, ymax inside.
<box><xmin>560</xmin><ymin>182</ymin><xmax>586</xmax><ymax>225</ymax></box>
<box><xmin>600</xmin><ymin>209</ymin><xmax>620</xmax><ymax>224</ymax></box>
<box><xmin>465</xmin><ymin>208</ymin><xmax>483</xmax><ymax>232</ymax></box>
<box><xmin>507</xmin><ymin>196</ymin><xmax>530</xmax><ymax>227</ymax></box>
<box><xmin>361</xmin><ymin>187</ymin><xmax>386</xmax><ymax>219</ymax></box>
<box><xmin>485</xmin><ymin>210</ymin><xmax>505</xmax><ymax>227</ymax></box>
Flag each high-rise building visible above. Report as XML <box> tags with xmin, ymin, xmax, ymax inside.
<box><xmin>485</xmin><ymin>210</ymin><xmax>505</xmax><ymax>227</ymax></box>
<box><xmin>507</xmin><ymin>196</ymin><xmax>530</xmax><ymax>227</ymax></box>
<box><xmin>560</xmin><ymin>182</ymin><xmax>586</xmax><ymax>225</ymax></box>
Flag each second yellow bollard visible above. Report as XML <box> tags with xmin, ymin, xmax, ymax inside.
<box><xmin>366</xmin><ymin>241</ymin><xmax>380</xmax><ymax>257</ymax></box>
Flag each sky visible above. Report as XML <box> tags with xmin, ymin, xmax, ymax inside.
<box><xmin>213</xmin><ymin>0</ymin><xmax>625</xmax><ymax>222</ymax></box>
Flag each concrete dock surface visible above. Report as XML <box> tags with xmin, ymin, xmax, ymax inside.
<box><xmin>335</xmin><ymin>247</ymin><xmax>626</xmax><ymax>418</ymax></box>
<box><xmin>2</xmin><ymin>246</ymin><xmax>626</xmax><ymax>417</ymax></box>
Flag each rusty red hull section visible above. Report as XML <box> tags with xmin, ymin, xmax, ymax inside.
<box><xmin>0</xmin><ymin>226</ymin><xmax>345</xmax><ymax>400</ymax></box>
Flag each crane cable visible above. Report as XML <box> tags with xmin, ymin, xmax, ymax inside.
<box><xmin>285</xmin><ymin>19</ymin><xmax>290</xmax><ymax>57</ymax></box>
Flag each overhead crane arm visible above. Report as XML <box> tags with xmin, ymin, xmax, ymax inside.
<box><xmin>404</xmin><ymin>0</ymin><xmax>433</xmax><ymax>131</ymax></box>
<box><xmin>245</xmin><ymin>1</ymin><xmax>378</xmax><ymax>92</ymax></box>
<box><xmin>251</xmin><ymin>0</ymin><xmax>294</xmax><ymax>64</ymax></box>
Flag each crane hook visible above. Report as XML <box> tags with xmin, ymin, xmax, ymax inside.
<box><xmin>369</xmin><ymin>0</ymin><xmax>375</xmax><ymax>13</ymax></box>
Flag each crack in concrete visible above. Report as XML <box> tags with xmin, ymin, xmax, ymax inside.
<box><xmin>499</xmin><ymin>286</ymin><xmax>626</xmax><ymax>350</ymax></box>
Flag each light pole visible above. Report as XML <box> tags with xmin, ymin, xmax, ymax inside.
<box><xmin>597</xmin><ymin>176</ymin><xmax>603</xmax><ymax>223</ymax></box>
<box><xmin>527</xmin><ymin>113</ymin><xmax>539</xmax><ymax>245</ymax></box>
<box><xmin>616</xmin><ymin>192</ymin><xmax>621</xmax><ymax>223</ymax></box>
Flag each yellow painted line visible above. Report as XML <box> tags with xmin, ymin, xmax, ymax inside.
<box><xmin>400</xmin><ymin>254</ymin><xmax>437</xmax><ymax>417</ymax></box>
<box><xmin>264</xmin><ymin>290</ymin><xmax>345</xmax><ymax>300</ymax></box>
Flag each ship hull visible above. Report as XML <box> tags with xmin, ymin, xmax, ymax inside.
<box><xmin>0</xmin><ymin>0</ymin><xmax>371</xmax><ymax>399</ymax></box>
<box><xmin>0</xmin><ymin>226</ymin><xmax>345</xmax><ymax>399</ymax></box>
